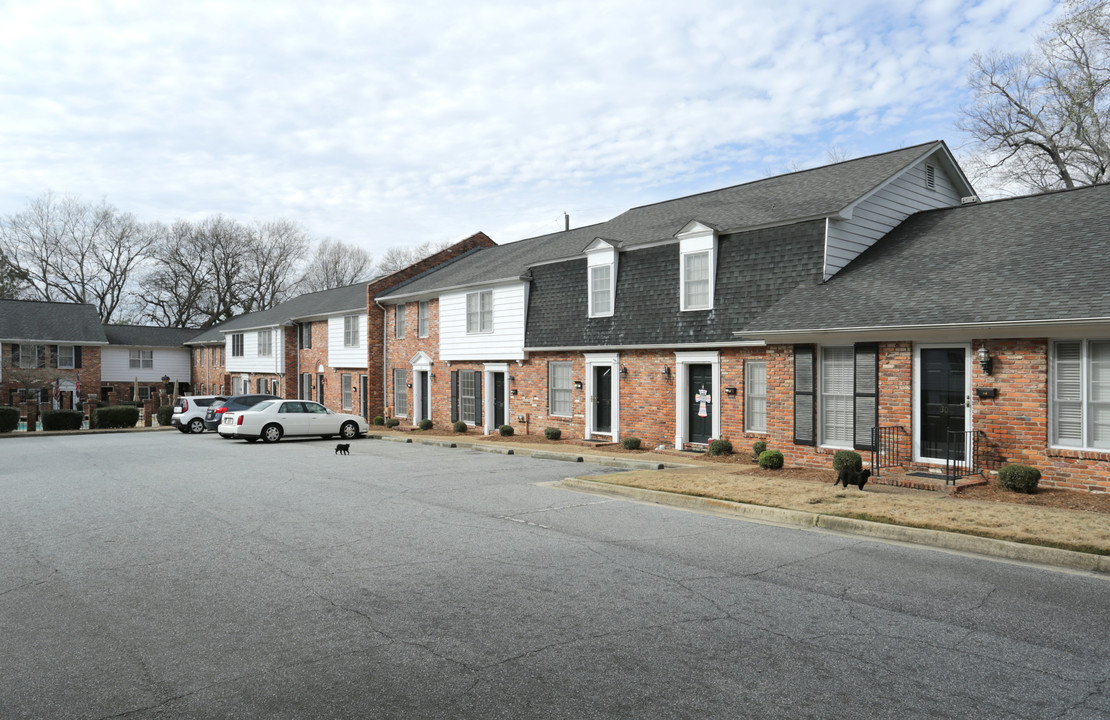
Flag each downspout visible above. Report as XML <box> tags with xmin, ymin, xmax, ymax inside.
<box><xmin>374</xmin><ymin>298</ymin><xmax>389</xmax><ymax>417</ymax></box>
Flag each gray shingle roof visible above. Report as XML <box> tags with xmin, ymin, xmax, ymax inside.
<box><xmin>745</xmin><ymin>183</ymin><xmax>1110</xmax><ymax>333</ymax></box>
<box><xmin>381</xmin><ymin>142</ymin><xmax>946</xmax><ymax>299</ymax></box>
<box><xmin>0</xmin><ymin>299</ymin><xmax>108</xmax><ymax>343</ymax></box>
<box><xmin>103</xmin><ymin>325</ymin><xmax>202</xmax><ymax>347</ymax></box>
<box><xmin>203</xmin><ymin>282</ymin><xmax>368</xmax><ymax>334</ymax></box>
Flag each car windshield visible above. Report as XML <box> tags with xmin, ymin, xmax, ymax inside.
<box><xmin>251</xmin><ymin>401</ymin><xmax>278</xmax><ymax>412</ymax></box>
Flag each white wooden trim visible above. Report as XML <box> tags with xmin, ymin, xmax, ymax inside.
<box><xmin>673</xmin><ymin>351</ymin><xmax>721</xmax><ymax>448</ymax></box>
<box><xmin>912</xmin><ymin>343</ymin><xmax>973</xmax><ymax>464</ymax></box>
<box><xmin>483</xmin><ymin>363</ymin><xmax>509</xmax><ymax>434</ymax></box>
<box><xmin>584</xmin><ymin>353</ymin><xmax>620</xmax><ymax>441</ymax></box>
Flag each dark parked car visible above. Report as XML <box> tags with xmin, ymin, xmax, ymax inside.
<box><xmin>203</xmin><ymin>394</ymin><xmax>281</xmax><ymax>431</ymax></box>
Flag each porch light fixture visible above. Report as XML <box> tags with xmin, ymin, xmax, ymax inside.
<box><xmin>977</xmin><ymin>346</ymin><xmax>993</xmax><ymax>375</ymax></box>
<box><xmin>161</xmin><ymin>374</ymin><xmax>170</xmax><ymax>385</ymax></box>
<box><xmin>510</xmin><ymin>389</ymin><xmax>518</xmax><ymax>396</ymax></box>
<box><xmin>508</xmin><ymin>375</ymin><xmax>515</xmax><ymax>383</ymax></box>
<box><xmin>619</xmin><ymin>366</ymin><xmax>628</xmax><ymax>376</ymax></box>
<box><xmin>662</xmin><ymin>366</ymin><xmax>671</xmax><ymax>377</ymax></box>
<box><xmin>574</xmin><ymin>380</ymin><xmax>583</xmax><ymax>390</ymax></box>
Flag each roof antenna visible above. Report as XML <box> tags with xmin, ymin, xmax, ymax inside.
<box><xmin>564</xmin><ymin>212</ymin><xmax>570</xmax><ymax>231</ymax></box>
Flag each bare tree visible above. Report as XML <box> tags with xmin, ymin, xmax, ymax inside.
<box><xmin>0</xmin><ymin>247</ymin><xmax>28</xmax><ymax>299</ymax></box>
<box><xmin>0</xmin><ymin>192</ymin><xmax>156</xmax><ymax>322</ymax></box>
<box><xmin>960</xmin><ymin>0</ymin><xmax>1110</xmax><ymax>192</ymax></box>
<box><xmin>241</xmin><ymin>219</ymin><xmax>310</xmax><ymax>312</ymax></box>
<box><xmin>374</xmin><ymin>239</ymin><xmax>453</xmax><ymax>276</ymax></box>
<box><xmin>299</xmin><ymin>238</ymin><xmax>375</xmax><ymax>293</ymax></box>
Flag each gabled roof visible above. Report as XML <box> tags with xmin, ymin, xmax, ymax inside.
<box><xmin>206</xmin><ymin>282</ymin><xmax>369</xmax><ymax>334</ymax></box>
<box><xmin>0</xmin><ymin>299</ymin><xmax>108</xmax><ymax>344</ymax></box>
<box><xmin>379</xmin><ymin>141</ymin><xmax>953</xmax><ymax>299</ymax></box>
<box><xmin>103</xmin><ymin>325</ymin><xmax>201</xmax><ymax>347</ymax></box>
<box><xmin>744</xmin><ymin>183</ymin><xmax>1110</xmax><ymax>335</ymax></box>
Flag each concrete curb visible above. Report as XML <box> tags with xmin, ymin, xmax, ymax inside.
<box><xmin>0</xmin><ymin>425</ymin><xmax>175</xmax><ymax>439</ymax></box>
<box><xmin>367</xmin><ymin>433</ymin><xmax>681</xmax><ymax>471</ymax></box>
<box><xmin>557</xmin><ymin>477</ymin><xmax>1110</xmax><ymax>576</ymax></box>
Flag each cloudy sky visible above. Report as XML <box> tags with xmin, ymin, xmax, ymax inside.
<box><xmin>1</xmin><ymin>0</ymin><xmax>1059</xmax><ymax>258</ymax></box>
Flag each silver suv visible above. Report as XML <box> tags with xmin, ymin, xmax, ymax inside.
<box><xmin>171</xmin><ymin>395</ymin><xmax>226</xmax><ymax>433</ymax></box>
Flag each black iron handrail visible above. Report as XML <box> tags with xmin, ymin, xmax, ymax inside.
<box><xmin>870</xmin><ymin>426</ymin><xmax>907</xmax><ymax>478</ymax></box>
<box><xmin>945</xmin><ymin>430</ymin><xmax>988</xmax><ymax>484</ymax></box>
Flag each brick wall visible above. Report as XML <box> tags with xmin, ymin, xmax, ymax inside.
<box><xmin>188</xmin><ymin>344</ymin><xmax>229</xmax><ymax>395</ymax></box>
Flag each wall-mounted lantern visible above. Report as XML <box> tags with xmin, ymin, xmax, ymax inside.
<box><xmin>573</xmin><ymin>380</ymin><xmax>583</xmax><ymax>390</ymax></box>
<box><xmin>977</xmin><ymin>346</ymin><xmax>993</xmax><ymax>375</ymax></box>
<box><xmin>619</xmin><ymin>366</ymin><xmax>628</xmax><ymax>377</ymax></box>
<box><xmin>662</xmin><ymin>366</ymin><xmax>671</xmax><ymax>377</ymax></box>
<box><xmin>510</xmin><ymin>389</ymin><xmax>518</xmax><ymax>396</ymax></box>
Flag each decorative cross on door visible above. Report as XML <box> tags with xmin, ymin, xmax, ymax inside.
<box><xmin>694</xmin><ymin>387</ymin><xmax>712</xmax><ymax>417</ymax></box>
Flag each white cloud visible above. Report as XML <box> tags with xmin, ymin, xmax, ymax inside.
<box><xmin>0</xmin><ymin>0</ymin><xmax>1057</xmax><ymax>254</ymax></box>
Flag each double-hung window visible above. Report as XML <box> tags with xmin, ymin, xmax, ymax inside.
<box><xmin>820</xmin><ymin>347</ymin><xmax>854</xmax><ymax>447</ymax></box>
<box><xmin>418</xmin><ymin>301</ymin><xmax>430</xmax><ymax>338</ymax></box>
<box><xmin>549</xmin><ymin>362</ymin><xmax>572</xmax><ymax>417</ymax></box>
<box><xmin>395</xmin><ymin>305</ymin><xmax>405</xmax><ymax>339</ymax></box>
<box><xmin>682</xmin><ymin>250</ymin><xmax>712</xmax><ymax>310</ymax></box>
<box><xmin>231</xmin><ymin>334</ymin><xmax>244</xmax><ymax>357</ymax></box>
<box><xmin>257</xmin><ymin>330</ymin><xmax>272</xmax><ymax>357</ymax></box>
<box><xmin>342</xmin><ymin>373</ymin><xmax>354</xmax><ymax>411</ymax></box>
<box><xmin>466</xmin><ymin>290</ymin><xmax>493</xmax><ymax>334</ymax></box>
<box><xmin>129</xmin><ymin>350</ymin><xmax>153</xmax><ymax>369</ymax></box>
<box><xmin>17</xmin><ymin>344</ymin><xmax>39</xmax><ymax>369</ymax></box>
<box><xmin>589</xmin><ymin>265</ymin><xmax>613</xmax><ymax>317</ymax></box>
<box><xmin>459</xmin><ymin>370</ymin><xmax>476</xmax><ymax>423</ymax></box>
<box><xmin>393</xmin><ymin>369</ymin><xmax>408</xmax><ymax>416</ymax></box>
<box><xmin>56</xmin><ymin>345</ymin><xmax>75</xmax><ymax>369</ymax></box>
<box><xmin>344</xmin><ymin>315</ymin><xmax>359</xmax><ymax>347</ymax></box>
<box><xmin>1052</xmin><ymin>340</ymin><xmax>1110</xmax><ymax>449</ymax></box>
<box><xmin>745</xmin><ymin>361</ymin><xmax>767</xmax><ymax>433</ymax></box>
<box><xmin>300</xmin><ymin>322</ymin><xmax>312</xmax><ymax>349</ymax></box>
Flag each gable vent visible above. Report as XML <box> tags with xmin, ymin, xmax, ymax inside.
<box><xmin>925</xmin><ymin>163</ymin><xmax>936</xmax><ymax>190</ymax></box>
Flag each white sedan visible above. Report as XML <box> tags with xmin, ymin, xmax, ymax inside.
<box><xmin>218</xmin><ymin>399</ymin><xmax>368</xmax><ymax>443</ymax></box>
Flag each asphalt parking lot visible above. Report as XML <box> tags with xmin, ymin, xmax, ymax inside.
<box><xmin>2</xmin><ymin>431</ymin><xmax>1108</xmax><ymax>719</ymax></box>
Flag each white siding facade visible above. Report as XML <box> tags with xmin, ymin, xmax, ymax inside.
<box><xmin>824</xmin><ymin>156</ymin><xmax>965</xmax><ymax>279</ymax></box>
<box><xmin>439</xmin><ymin>283</ymin><xmax>527</xmax><ymax>361</ymax></box>
<box><xmin>100</xmin><ymin>347</ymin><xmax>192</xmax><ymax>383</ymax></box>
<box><xmin>327</xmin><ymin>314</ymin><xmax>368</xmax><ymax>368</ymax></box>
<box><xmin>225</xmin><ymin>327</ymin><xmax>284</xmax><ymax>374</ymax></box>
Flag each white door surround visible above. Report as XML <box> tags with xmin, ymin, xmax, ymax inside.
<box><xmin>483</xmin><ymin>362</ymin><xmax>509</xmax><ymax>434</ymax></box>
<box><xmin>674</xmin><ymin>351</ymin><xmax>721</xmax><ymax>448</ymax></box>
<box><xmin>584</xmin><ymin>352</ymin><xmax>620</xmax><ymax>441</ymax></box>
<box><xmin>410</xmin><ymin>352</ymin><xmax>434</xmax><ymax>425</ymax></box>
<box><xmin>912</xmin><ymin>343</ymin><xmax>973</xmax><ymax>464</ymax></box>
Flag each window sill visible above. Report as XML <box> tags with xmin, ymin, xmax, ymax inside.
<box><xmin>1047</xmin><ymin>447</ymin><xmax>1110</xmax><ymax>461</ymax></box>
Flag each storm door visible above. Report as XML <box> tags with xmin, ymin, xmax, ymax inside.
<box><xmin>688</xmin><ymin>363</ymin><xmax>713</xmax><ymax>444</ymax></box>
<box><xmin>919</xmin><ymin>347</ymin><xmax>968</xmax><ymax>461</ymax></box>
<box><xmin>492</xmin><ymin>372</ymin><xmax>506</xmax><ymax>428</ymax></box>
<box><xmin>593</xmin><ymin>365</ymin><xmax>612</xmax><ymax>434</ymax></box>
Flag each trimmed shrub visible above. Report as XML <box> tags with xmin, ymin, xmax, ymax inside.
<box><xmin>93</xmin><ymin>405</ymin><xmax>140</xmax><ymax>429</ymax></box>
<box><xmin>418</xmin><ymin>419</ymin><xmax>433</xmax><ymax>431</ymax></box>
<box><xmin>544</xmin><ymin>427</ymin><xmax>562</xmax><ymax>441</ymax></box>
<box><xmin>752</xmin><ymin>440</ymin><xmax>767</xmax><ymax>456</ymax></box>
<box><xmin>622</xmin><ymin>436</ymin><xmax>642</xmax><ymax>451</ymax></box>
<box><xmin>0</xmin><ymin>406</ymin><xmax>19</xmax><ymax>433</ymax></box>
<box><xmin>832</xmin><ymin>450</ymin><xmax>863</xmax><ymax>472</ymax></box>
<box><xmin>156</xmin><ymin>405</ymin><xmax>174</xmax><ymax>426</ymax></box>
<box><xmin>707</xmin><ymin>439</ymin><xmax>734</xmax><ymax>457</ymax></box>
<box><xmin>453</xmin><ymin>421</ymin><xmax>467</xmax><ymax>433</ymax></box>
<box><xmin>499</xmin><ymin>424</ymin><xmax>514</xmax><ymax>436</ymax></box>
<box><xmin>758</xmin><ymin>450</ymin><xmax>785</xmax><ymax>470</ymax></box>
<box><xmin>372</xmin><ymin>415</ymin><xmax>385</xmax><ymax>426</ymax></box>
<box><xmin>41</xmin><ymin>409</ymin><xmax>84</xmax><ymax>431</ymax></box>
<box><xmin>998</xmin><ymin>464</ymin><xmax>1041</xmax><ymax>494</ymax></box>
<box><xmin>385</xmin><ymin>418</ymin><xmax>401</xmax><ymax>428</ymax></box>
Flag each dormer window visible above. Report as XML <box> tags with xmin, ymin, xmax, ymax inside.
<box><xmin>676</xmin><ymin>221</ymin><xmax>717</xmax><ymax>312</ymax></box>
<box><xmin>585</xmin><ymin>238</ymin><xmax>618</xmax><ymax>318</ymax></box>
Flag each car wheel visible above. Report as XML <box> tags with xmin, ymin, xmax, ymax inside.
<box><xmin>340</xmin><ymin>421</ymin><xmax>359</xmax><ymax>440</ymax></box>
<box><xmin>188</xmin><ymin>418</ymin><xmax>205</xmax><ymax>434</ymax></box>
<box><xmin>261</xmin><ymin>424</ymin><xmax>283</xmax><ymax>443</ymax></box>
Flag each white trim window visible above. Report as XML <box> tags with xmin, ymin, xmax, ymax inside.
<box><xmin>1052</xmin><ymin>340</ymin><xmax>1110</xmax><ymax>450</ymax></box>
<box><xmin>342</xmin><ymin>373</ymin><xmax>353</xmax><ymax>411</ymax></box>
<box><xmin>395</xmin><ymin>305</ymin><xmax>405</xmax><ymax>339</ymax></box>
<box><xmin>344</xmin><ymin>315</ymin><xmax>359</xmax><ymax>347</ymax></box>
<box><xmin>459</xmin><ymin>370</ymin><xmax>476</xmax><ymax>423</ymax></box>
<box><xmin>745</xmin><ymin>360</ymin><xmax>767</xmax><ymax>433</ymax></box>
<box><xmin>129</xmin><ymin>350</ymin><xmax>154</xmax><ymax>369</ymax></box>
<box><xmin>392</xmin><ymin>368</ymin><xmax>408</xmax><ymax>416</ymax></box>
<box><xmin>466</xmin><ymin>290</ymin><xmax>493</xmax><ymax>334</ymax></box>
<box><xmin>257</xmin><ymin>330</ymin><xmax>272</xmax><ymax>357</ymax></box>
<box><xmin>56</xmin><ymin>345</ymin><xmax>75</xmax><ymax>369</ymax></box>
<box><xmin>418</xmin><ymin>301</ymin><xmax>430</xmax><ymax>338</ymax></box>
<box><xmin>231</xmin><ymin>334</ymin><xmax>244</xmax><ymax>357</ymax></box>
<box><xmin>820</xmin><ymin>346</ymin><xmax>854</xmax><ymax>447</ymax></box>
<box><xmin>300</xmin><ymin>322</ymin><xmax>312</xmax><ymax>349</ymax></box>
<box><xmin>589</xmin><ymin>265</ymin><xmax>613</xmax><ymax>317</ymax></box>
<box><xmin>549</xmin><ymin>361</ymin><xmax>572</xmax><ymax>417</ymax></box>
<box><xmin>681</xmin><ymin>250</ymin><xmax>713</xmax><ymax>310</ymax></box>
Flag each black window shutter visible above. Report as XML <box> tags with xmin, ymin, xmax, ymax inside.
<box><xmin>74</xmin><ymin>346</ymin><xmax>82</xmax><ymax>368</ymax></box>
<box><xmin>450</xmin><ymin>370</ymin><xmax>459</xmax><ymax>423</ymax></box>
<box><xmin>36</xmin><ymin>345</ymin><xmax>46</xmax><ymax>369</ymax></box>
<box><xmin>49</xmin><ymin>345</ymin><xmax>59</xmax><ymax>369</ymax></box>
<box><xmin>11</xmin><ymin>344</ymin><xmax>19</xmax><ymax>366</ymax></box>
<box><xmin>793</xmin><ymin>344</ymin><xmax>816</xmax><ymax>446</ymax></box>
<box><xmin>473</xmin><ymin>371</ymin><xmax>483</xmax><ymax>425</ymax></box>
<box><xmin>853</xmin><ymin>343</ymin><xmax>879</xmax><ymax>451</ymax></box>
